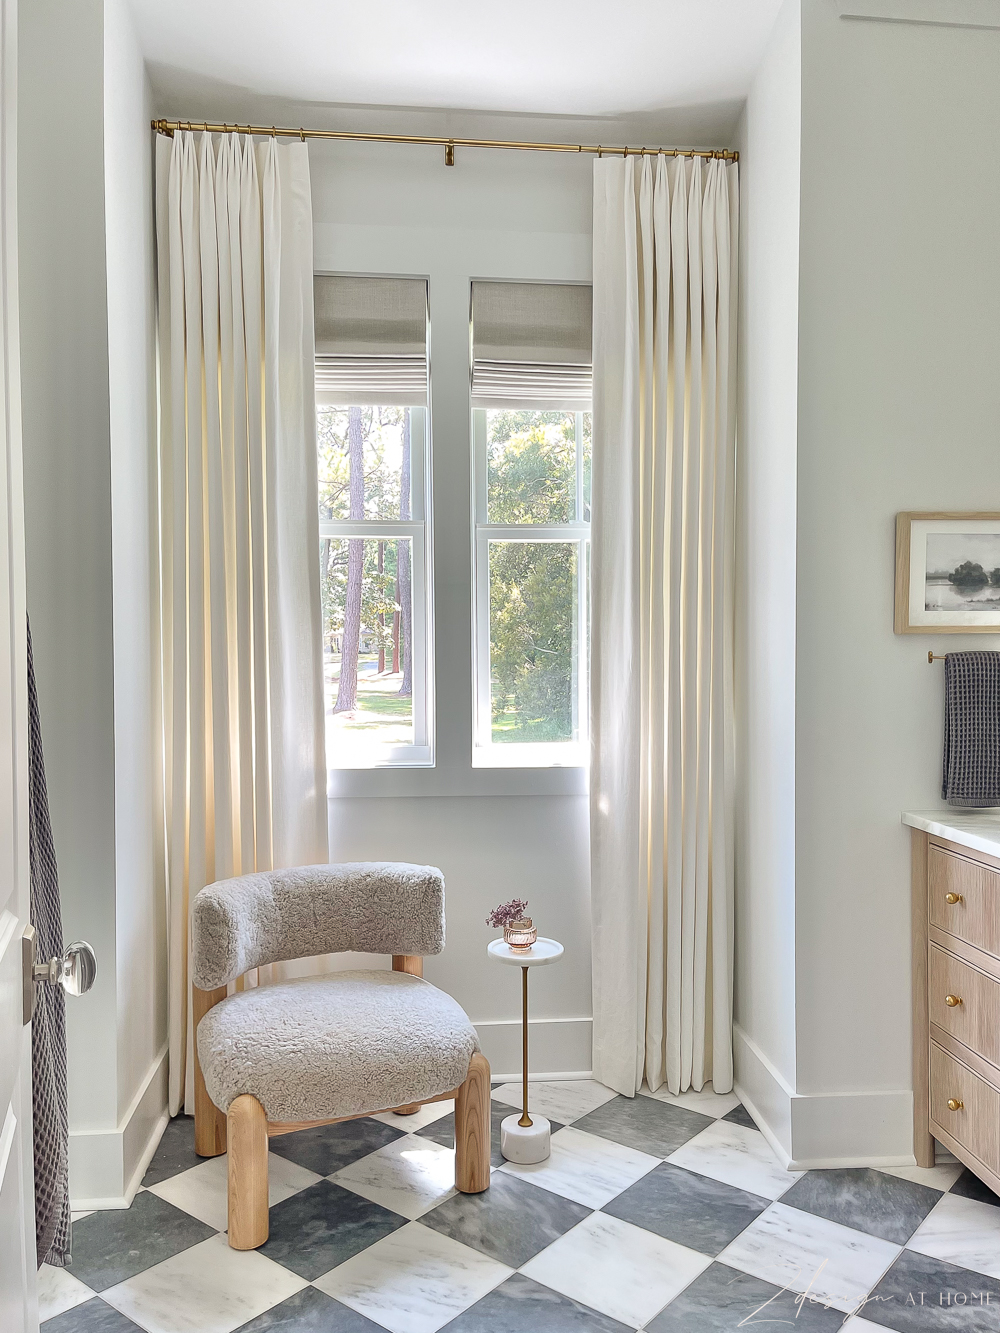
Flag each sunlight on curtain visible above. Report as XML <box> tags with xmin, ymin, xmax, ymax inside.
<box><xmin>590</xmin><ymin>154</ymin><xmax>738</xmax><ymax>1097</ymax></box>
<box><xmin>155</xmin><ymin>131</ymin><xmax>328</xmax><ymax>1116</ymax></box>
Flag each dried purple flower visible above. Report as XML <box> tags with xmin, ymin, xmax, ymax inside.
<box><xmin>486</xmin><ymin>898</ymin><xmax>529</xmax><ymax>930</ymax></box>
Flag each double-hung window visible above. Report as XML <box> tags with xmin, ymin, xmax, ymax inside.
<box><xmin>471</xmin><ymin>281</ymin><xmax>593</xmax><ymax>767</ymax></box>
<box><xmin>315</xmin><ymin>275</ymin><xmax>432</xmax><ymax>767</ymax></box>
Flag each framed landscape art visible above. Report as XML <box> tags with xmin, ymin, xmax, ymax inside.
<box><xmin>895</xmin><ymin>512</ymin><xmax>1000</xmax><ymax>633</ymax></box>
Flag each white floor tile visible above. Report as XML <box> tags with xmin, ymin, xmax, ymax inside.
<box><xmin>373</xmin><ymin>1099</ymin><xmax>454</xmax><ymax>1132</ymax></box>
<box><xmin>101</xmin><ymin>1232</ymin><xmax>307</xmax><ymax>1333</ymax></box>
<box><xmin>667</xmin><ymin>1119</ymin><xmax>802</xmax><ymax>1200</ymax></box>
<box><xmin>314</xmin><ymin>1219</ymin><xmax>511</xmax><ymax>1333</ymax></box>
<box><xmin>146</xmin><ymin>1151</ymin><xmax>321</xmax><ymax>1232</ymax></box>
<box><xmin>333</xmin><ymin>1133</ymin><xmax>457</xmax><ymax>1220</ymax></box>
<box><xmin>879</xmin><ymin>1161</ymin><xmax>965</xmax><ymax>1192</ymax></box>
<box><xmin>719</xmin><ymin>1202</ymin><xmax>901</xmax><ymax>1314</ymax></box>
<box><xmin>638</xmin><ymin>1082</ymin><xmax>741</xmax><ymax>1119</ymax></box>
<box><xmin>37</xmin><ymin>1263</ymin><xmax>94</xmax><ymax>1322</ymax></box>
<box><xmin>906</xmin><ymin>1191</ymin><xmax>1000</xmax><ymax>1279</ymax></box>
<box><xmin>521</xmin><ymin>1209</ymin><xmax>710</xmax><ymax>1329</ymax></box>
<box><xmin>499</xmin><ymin>1125</ymin><xmax>658</xmax><ymax>1209</ymax></box>
<box><xmin>71</xmin><ymin>1210</ymin><xmax>94</xmax><ymax>1223</ymax></box>
<box><xmin>491</xmin><ymin>1079</ymin><xmax>618</xmax><ymax>1124</ymax></box>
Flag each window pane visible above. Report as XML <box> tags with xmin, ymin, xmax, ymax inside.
<box><xmin>317</xmin><ymin>405</ymin><xmax>416</xmax><ymax>521</ymax></box>
<box><xmin>489</xmin><ymin>541</ymin><xmax>579</xmax><ymax>743</ymax></box>
<box><xmin>487</xmin><ymin>409</ymin><xmax>579</xmax><ymax>523</ymax></box>
<box><xmin>320</xmin><ymin>537</ymin><xmax>414</xmax><ymax>757</ymax></box>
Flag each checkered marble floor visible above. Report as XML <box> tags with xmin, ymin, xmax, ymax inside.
<box><xmin>38</xmin><ymin>1081</ymin><xmax>1000</xmax><ymax>1332</ymax></box>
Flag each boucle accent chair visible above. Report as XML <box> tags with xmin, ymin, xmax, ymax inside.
<box><xmin>190</xmin><ymin>862</ymin><xmax>490</xmax><ymax>1250</ymax></box>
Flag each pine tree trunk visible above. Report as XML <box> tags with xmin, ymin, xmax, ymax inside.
<box><xmin>334</xmin><ymin>406</ymin><xmax>364</xmax><ymax>712</ymax></box>
<box><xmin>398</xmin><ymin>409</ymin><xmax>413</xmax><ymax>697</ymax></box>
<box><xmin>377</xmin><ymin>540</ymin><xmax>385</xmax><ymax>674</ymax></box>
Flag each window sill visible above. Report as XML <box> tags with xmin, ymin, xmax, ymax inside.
<box><xmin>471</xmin><ymin>742</ymin><xmax>587</xmax><ymax>769</ymax></box>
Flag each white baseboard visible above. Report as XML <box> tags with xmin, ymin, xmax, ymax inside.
<box><xmin>473</xmin><ymin>1017</ymin><xmax>592</xmax><ymax>1082</ymax></box>
<box><xmin>734</xmin><ymin>1024</ymin><xmax>915</xmax><ymax>1170</ymax></box>
<box><xmin>70</xmin><ymin>1042</ymin><xmax>169</xmax><ymax>1210</ymax></box>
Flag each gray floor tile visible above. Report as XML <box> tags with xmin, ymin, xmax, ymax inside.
<box><xmin>232</xmin><ymin>1285</ymin><xmax>386</xmax><ymax>1331</ymax></box>
<box><xmin>572</xmin><ymin>1094</ymin><xmax>714</xmax><ymax>1157</ymax></box>
<box><xmin>420</xmin><ymin>1169</ymin><xmax>590</xmax><ymax>1267</ymax></box>
<box><xmin>268</xmin><ymin>1117</ymin><xmax>404</xmax><ymax>1177</ymax></box>
<box><xmin>721</xmin><ymin>1103</ymin><xmax>757</xmax><ymax>1131</ymax></box>
<box><xmin>950</xmin><ymin>1168</ymin><xmax>1000</xmax><ymax>1210</ymax></box>
<box><xmin>781</xmin><ymin>1168</ymin><xmax>941</xmax><ymax>1244</ymax></box>
<box><xmin>861</xmin><ymin>1248</ymin><xmax>1000</xmax><ymax>1331</ymax></box>
<box><xmin>439</xmin><ymin>1272</ymin><xmax>632</xmax><ymax>1332</ymax></box>
<box><xmin>67</xmin><ymin>1190</ymin><xmax>215</xmax><ymax>1291</ymax></box>
<box><xmin>417</xmin><ymin>1103</ymin><xmax>564</xmax><ymax>1168</ymax></box>
<box><xmin>602</xmin><ymin>1162</ymin><xmax>768</xmax><ymax>1256</ymax></box>
<box><xmin>42</xmin><ymin>1298</ymin><xmax>145</xmax><ymax>1333</ymax></box>
<box><xmin>646</xmin><ymin>1261</ymin><xmax>847</xmax><ymax>1331</ymax></box>
<box><xmin>258</xmin><ymin>1179</ymin><xmax>407</xmax><ymax>1279</ymax></box>
<box><xmin>140</xmin><ymin>1114</ymin><xmax>202</xmax><ymax>1187</ymax></box>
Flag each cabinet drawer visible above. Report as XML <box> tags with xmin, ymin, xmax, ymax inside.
<box><xmin>930</xmin><ymin>1042</ymin><xmax>1000</xmax><ymax>1172</ymax></box>
<box><xmin>929</xmin><ymin>844</ymin><xmax>1000</xmax><ymax>958</ymax></box>
<box><xmin>929</xmin><ymin>944</ymin><xmax>1000</xmax><ymax>1069</ymax></box>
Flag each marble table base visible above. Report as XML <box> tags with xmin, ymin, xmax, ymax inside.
<box><xmin>501</xmin><ymin>1113</ymin><xmax>551</xmax><ymax>1164</ymax></box>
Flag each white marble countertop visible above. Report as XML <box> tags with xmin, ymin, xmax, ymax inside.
<box><xmin>903</xmin><ymin>810</ymin><xmax>1000</xmax><ymax>858</ymax></box>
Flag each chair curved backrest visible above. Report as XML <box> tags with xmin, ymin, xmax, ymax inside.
<box><xmin>191</xmin><ymin>861</ymin><xmax>445</xmax><ymax>990</ymax></box>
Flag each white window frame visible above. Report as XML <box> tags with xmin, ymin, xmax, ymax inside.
<box><xmin>471</xmin><ymin>407</ymin><xmax>590</xmax><ymax>768</ymax></box>
<box><xmin>319</xmin><ymin>405</ymin><xmax>434</xmax><ymax>769</ymax></box>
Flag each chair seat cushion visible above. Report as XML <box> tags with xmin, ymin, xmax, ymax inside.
<box><xmin>197</xmin><ymin>970</ymin><xmax>479</xmax><ymax>1124</ymax></box>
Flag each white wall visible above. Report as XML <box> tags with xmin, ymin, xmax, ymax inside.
<box><xmin>736</xmin><ymin>0</ymin><xmax>1000</xmax><ymax>1166</ymax></box>
<box><xmin>733</xmin><ymin>0</ymin><xmax>802</xmax><ymax>1157</ymax></box>
<box><xmin>18</xmin><ymin>0</ymin><xmax>164</xmax><ymax>1206</ymax></box>
<box><xmin>793</xmin><ymin>0</ymin><xmax>1000</xmax><ymax>1160</ymax></box>
<box><xmin>104</xmin><ymin>0</ymin><xmax>167</xmax><ymax>1179</ymax></box>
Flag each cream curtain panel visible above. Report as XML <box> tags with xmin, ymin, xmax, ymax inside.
<box><xmin>155</xmin><ymin>131</ymin><xmax>328</xmax><ymax>1116</ymax></box>
<box><xmin>590</xmin><ymin>154</ymin><xmax>738</xmax><ymax>1098</ymax></box>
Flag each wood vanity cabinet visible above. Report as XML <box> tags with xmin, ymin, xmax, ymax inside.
<box><xmin>912</xmin><ymin>830</ymin><xmax>1000</xmax><ymax>1187</ymax></box>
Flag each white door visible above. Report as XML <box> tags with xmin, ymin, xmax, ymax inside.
<box><xmin>0</xmin><ymin>0</ymin><xmax>39</xmax><ymax>1326</ymax></box>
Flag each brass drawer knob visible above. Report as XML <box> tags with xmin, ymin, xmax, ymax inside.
<box><xmin>945</xmin><ymin>994</ymin><xmax>963</xmax><ymax>1007</ymax></box>
<box><xmin>945</xmin><ymin>893</ymin><xmax>964</xmax><ymax>905</ymax></box>
<box><xmin>947</xmin><ymin>1098</ymin><xmax>964</xmax><ymax>1112</ymax></box>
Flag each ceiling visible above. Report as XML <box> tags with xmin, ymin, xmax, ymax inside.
<box><xmin>127</xmin><ymin>0</ymin><xmax>784</xmax><ymax>122</ymax></box>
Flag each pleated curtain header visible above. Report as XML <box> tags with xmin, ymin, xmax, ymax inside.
<box><xmin>314</xmin><ymin>274</ymin><xmax>429</xmax><ymax>406</ymax></box>
<box><xmin>471</xmin><ymin>280</ymin><xmax>593</xmax><ymax>409</ymax></box>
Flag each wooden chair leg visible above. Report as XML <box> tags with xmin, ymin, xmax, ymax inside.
<box><xmin>455</xmin><ymin>1052</ymin><xmax>490</xmax><ymax>1193</ymax></box>
<box><xmin>391</xmin><ymin>1103</ymin><xmax>421</xmax><ymax>1115</ymax></box>
<box><xmin>228</xmin><ymin>1095</ymin><xmax>269</xmax><ymax>1250</ymax></box>
<box><xmin>193</xmin><ymin>985</ymin><xmax>228</xmax><ymax>1157</ymax></box>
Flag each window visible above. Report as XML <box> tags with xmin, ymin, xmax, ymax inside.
<box><xmin>471</xmin><ymin>282</ymin><xmax>593</xmax><ymax>767</ymax></box>
<box><xmin>315</xmin><ymin>276</ymin><xmax>431</xmax><ymax>767</ymax></box>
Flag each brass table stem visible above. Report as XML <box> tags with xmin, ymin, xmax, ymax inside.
<box><xmin>519</xmin><ymin>965</ymin><xmax>532</xmax><ymax>1127</ymax></box>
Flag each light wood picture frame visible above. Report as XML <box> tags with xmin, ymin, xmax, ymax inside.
<box><xmin>895</xmin><ymin>512</ymin><xmax>1000</xmax><ymax>634</ymax></box>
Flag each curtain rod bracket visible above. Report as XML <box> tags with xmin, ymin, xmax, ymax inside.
<box><xmin>445</xmin><ymin>142</ymin><xmax>455</xmax><ymax>167</ymax></box>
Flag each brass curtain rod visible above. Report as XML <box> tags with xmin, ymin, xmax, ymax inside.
<box><xmin>151</xmin><ymin>119</ymin><xmax>738</xmax><ymax>167</ymax></box>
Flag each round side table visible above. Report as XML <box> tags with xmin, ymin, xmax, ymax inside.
<box><xmin>487</xmin><ymin>936</ymin><xmax>564</xmax><ymax>1164</ymax></box>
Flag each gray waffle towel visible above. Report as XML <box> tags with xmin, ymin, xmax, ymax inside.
<box><xmin>28</xmin><ymin>620</ymin><xmax>71</xmax><ymax>1266</ymax></box>
<box><xmin>942</xmin><ymin>650</ymin><xmax>1000</xmax><ymax>808</ymax></box>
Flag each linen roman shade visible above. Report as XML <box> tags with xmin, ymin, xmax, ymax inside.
<box><xmin>314</xmin><ymin>274</ymin><xmax>428</xmax><ymax>405</ymax></box>
<box><xmin>471</xmin><ymin>280</ymin><xmax>593</xmax><ymax>408</ymax></box>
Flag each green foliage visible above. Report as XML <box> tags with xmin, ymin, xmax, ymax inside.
<box><xmin>320</xmin><ymin>538</ymin><xmax>402</xmax><ymax>656</ymax></box>
<box><xmin>487</xmin><ymin>409</ymin><xmax>590</xmax><ymax>523</ymax></box>
<box><xmin>489</xmin><ymin>541</ymin><xmax>577</xmax><ymax>742</ymax></box>
<box><xmin>317</xmin><ymin>405</ymin><xmax>405</xmax><ymax>521</ymax></box>
<box><xmin>485</xmin><ymin>410</ymin><xmax>590</xmax><ymax>743</ymax></box>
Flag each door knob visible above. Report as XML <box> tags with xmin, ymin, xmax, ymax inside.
<box><xmin>947</xmin><ymin>1098</ymin><xmax>964</xmax><ymax>1112</ymax></box>
<box><xmin>945</xmin><ymin>893</ymin><xmax>964</xmax><ymax>905</ymax></box>
<box><xmin>34</xmin><ymin>941</ymin><xmax>98</xmax><ymax>996</ymax></box>
<box><xmin>945</xmin><ymin>994</ymin><xmax>963</xmax><ymax>1007</ymax></box>
<box><xmin>22</xmin><ymin>925</ymin><xmax>97</xmax><ymax>1023</ymax></box>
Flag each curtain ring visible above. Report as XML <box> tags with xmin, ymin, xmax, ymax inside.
<box><xmin>299</xmin><ymin>127</ymin><xmax>305</xmax><ymax>143</ymax></box>
<box><xmin>597</xmin><ymin>145</ymin><xmax>602</xmax><ymax>158</ymax></box>
<box><xmin>623</xmin><ymin>145</ymin><xmax>628</xmax><ymax>158</ymax></box>
<box><xmin>271</xmin><ymin>126</ymin><xmax>277</xmax><ymax>138</ymax></box>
